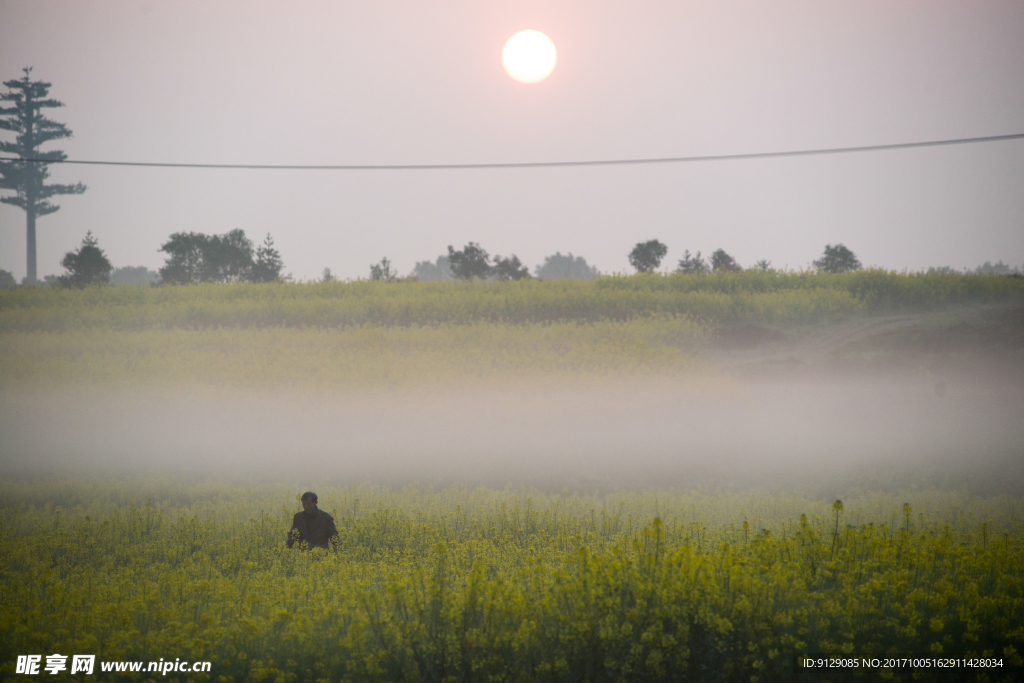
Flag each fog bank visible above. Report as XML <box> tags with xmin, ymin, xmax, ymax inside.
<box><xmin>3</xmin><ymin>373</ymin><xmax>1021</xmax><ymax>497</ymax></box>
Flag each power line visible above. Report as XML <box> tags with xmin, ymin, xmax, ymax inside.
<box><xmin>1</xmin><ymin>132</ymin><xmax>1021</xmax><ymax>171</ymax></box>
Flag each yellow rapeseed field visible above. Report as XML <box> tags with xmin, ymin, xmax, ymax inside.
<box><xmin>0</xmin><ymin>483</ymin><xmax>1021</xmax><ymax>682</ymax></box>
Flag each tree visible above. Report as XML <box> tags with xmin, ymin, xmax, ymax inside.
<box><xmin>110</xmin><ymin>265</ymin><xmax>159</xmax><ymax>286</ymax></box>
<box><xmin>752</xmin><ymin>259</ymin><xmax>774</xmax><ymax>273</ymax></box>
<box><xmin>0</xmin><ymin>68</ymin><xmax>87</xmax><ymax>283</ymax></box>
<box><xmin>973</xmin><ymin>260</ymin><xmax>1020</xmax><ymax>276</ymax></box>
<box><xmin>158</xmin><ymin>232</ymin><xmax>207</xmax><ymax>284</ymax></box>
<box><xmin>710</xmin><ymin>249</ymin><xmax>741</xmax><ymax>272</ymax></box>
<box><xmin>448</xmin><ymin>242</ymin><xmax>491</xmax><ymax>280</ymax></box>
<box><xmin>0</xmin><ymin>269</ymin><xmax>16</xmax><ymax>289</ymax></box>
<box><xmin>813</xmin><ymin>244</ymin><xmax>861</xmax><ymax>273</ymax></box>
<box><xmin>251</xmin><ymin>233</ymin><xmax>284</xmax><ymax>282</ymax></box>
<box><xmin>492</xmin><ymin>254</ymin><xmax>531</xmax><ymax>281</ymax></box>
<box><xmin>57</xmin><ymin>231</ymin><xmax>112</xmax><ymax>288</ymax></box>
<box><xmin>534</xmin><ymin>252</ymin><xmax>599</xmax><ymax>280</ymax></box>
<box><xmin>412</xmin><ymin>255</ymin><xmax>452</xmax><ymax>281</ymax></box>
<box><xmin>157</xmin><ymin>228</ymin><xmax>270</xmax><ymax>284</ymax></box>
<box><xmin>201</xmin><ymin>228</ymin><xmax>254</xmax><ymax>282</ymax></box>
<box><xmin>628</xmin><ymin>239</ymin><xmax>667</xmax><ymax>273</ymax></box>
<box><xmin>369</xmin><ymin>256</ymin><xmax>397</xmax><ymax>281</ymax></box>
<box><xmin>676</xmin><ymin>250</ymin><xmax>709</xmax><ymax>274</ymax></box>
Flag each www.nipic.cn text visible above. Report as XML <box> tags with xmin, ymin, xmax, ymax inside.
<box><xmin>15</xmin><ymin>655</ymin><xmax>212</xmax><ymax>675</ymax></box>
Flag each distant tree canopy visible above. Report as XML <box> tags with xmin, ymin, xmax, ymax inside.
<box><xmin>710</xmin><ymin>249</ymin><xmax>741</xmax><ymax>272</ymax></box>
<box><xmin>250</xmin><ymin>234</ymin><xmax>284</xmax><ymax>283</ymax></box>
<box><xmin>110</xmin><ymin>265</ymin><xmax>159</xmax><ymax>287</ymax></box>
<box><xmin>415</xmin><ymin>247</ymin><xmax>531</xmax><ymax>281</ymax></box>
<box><xmin>412</xmin><ymin>255</ymin><xmax>452</xmax><ymax>281</ymax></box>
<box><xmin>753</xmin><ymin>259</ymin><xmax>774</xmax><ymax>273</ymax></box>
<box><xmin>973</xmin><ymin>261</ymin><xmax>1022</xmax><ymax>276</ymax></box>
<box><xmin>369</xmin><ymin>257</ymin><xmax>398</xmax><ymax>281</ymax></box>
<box><xmin>676</xmin><ymin>250</ymin><xmax>709</xmax><ymax>274</ymax></box>
<box><xmin>448</xmin><ymin>242</ymin><xmax>492</xmax><ymax>280</ymax></box>
<box><xmin>0</xmin><ymin>268</ymin><xmax>16</xmax><ymax>289</ymax></box>
<box><xmin>158</xmin><ymin>229</ymin><xmax>283</xmax><ymax>284</ymax></box>
<box><xmin>58</xmin><ymin>231</ymin><xmax>112</xmax><ymax>288</ymax></box>
<box><xmin>814</xmin><ymin>244</ymin><xmax>861</xmax><ymax>273</ymax></box>
<box><xmin>628</xmin><ymin>240</ymin><xmax>668</xmax><ymax>273</ymax></box>
<box><xmin>492</xmin><ymin>254</ymin><xmax>531</xmax><ymax>281</ymax></box>
<box><xmin>534</xmin><ymin>252</ymin><xmax>599</xmax><ymax>280</ymax></box>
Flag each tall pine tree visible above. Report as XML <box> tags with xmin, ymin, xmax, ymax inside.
<box><xmin>0</xmin><ymin>68</ymin><xmax>86</xmax><ymax>283</ymax></box>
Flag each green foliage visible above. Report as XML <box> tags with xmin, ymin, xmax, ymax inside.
<box><xmin>676</xmin><ymin>250</ymin><xmax>709</xmax><ymax>274</ymax></box>
<box><xmin>448</xmin><ymin>243</ymin><xmax>492</xmax><ymax>280</ymax></box>
<box><xmin>159</xmin><ymin>229</ymin><xmax>283</xmax><ymax>285</ymax></box>
<box><xmin>412</xmin><ymin>255</ymin><xmax>452</xmax><ymax>281</ymax></box>
<box><xmin>492</xmin><ymin>254</ymin><xmax>531</xmax><ymax>281</ymax></box>
<box><xmin>370</xmin><ymin>256</ymin><xmax>398</xmax><ymax>282</ymax></box>
<box><xmin>535</xmin><ymin>252</ymin><xmax>599</xmax><ymax>280</ymax></box>
<box><xmin>628</xmin><ymin>240</ymin><xmax>668</xmax><ymax>273</ymax></box>
<box><xmin>0</xmin><ymin>269</ymin><xmax>16</xmax><ymax>289</ymax></box>
<box><xmin>710</xmin><ymin>248</ymin><xmax>741</xmax><ymax>272</ymax></box>
<box><xmin>815</xmin><ymin>244</ymin><xmax>862</xmax><ymax>273</ymax></box>
<box><xmin>973</xmin><ymin>261</ymin><xmax>1022</xmax><ymax>276</ymax></box>
<box><xmin>1</xmin><ymin>482</ymin><xmax>1021</xmax><ymax>682</ymax></box>
<box><xmin>251</xmin><ymin>234</ymin><xmax>284</xmax><ymax>283</ymax></box>
<box><xmin>110</xmin><ymin>265</ymin><xmax>159</xmax><ymax>287</ymax></box>
<box><xmin>57</xmin><ymin>231</ymin><xmax>112</xmax><ymax>289</ymax></box>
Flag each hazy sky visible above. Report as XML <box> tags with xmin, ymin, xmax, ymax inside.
<box><xmin>1</xmin><ymin>0</ymin><xmax>1022</xmax><ymax>281</ymax></box>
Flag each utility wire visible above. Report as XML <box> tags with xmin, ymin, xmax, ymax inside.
<box><xmin>1</xmin><ymin>132</ymin><xmax>1021</xmax><ymax>171</ymax></box>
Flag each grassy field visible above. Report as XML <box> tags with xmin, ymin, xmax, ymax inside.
<box><xmin>1</xmin><ymin>270</ymin><xmax>1021</xmax><ymax>387</ymax></box>
<box><xmin>2</xmin><ymin>270</ymin><xmax>1021</xmax><ymax>332</ymax></box>
<box><xmin>0</xmin><ymin>317</ymin><xmax>705</xmax><ymax>388</ymax></box>
<box><xmin>1</xmin><ymin>482</ymin><xmax>1021</xmax><ymax>682</ymax></box>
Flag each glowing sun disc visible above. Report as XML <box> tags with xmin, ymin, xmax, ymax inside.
<box><xmin>502</xmin><ymin>30</ymin><xmax>557</xmax><ymax>84</ymax></box>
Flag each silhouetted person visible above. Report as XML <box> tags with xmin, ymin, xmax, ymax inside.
<box><xmin>287</xmin><ymin>491</ymin><xmax>338</xmax><ymax>550</ymax></box>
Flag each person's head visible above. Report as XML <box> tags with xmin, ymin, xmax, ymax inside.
<box><xmin>301</xmin><ymin>491</ymin><xmax>318</xmax><ymax>514</ymax></box>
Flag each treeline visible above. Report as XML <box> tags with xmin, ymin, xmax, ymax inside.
<box><xmin>2</xmin><ymin>231</ymin><xmax>1021</xmax><ymax>291</ymax></box>
<box><xmin>627</xmin><ymin>239</ymin><xmax>862</xmax><ymax>275</ymax></box>
<box><xmin>1</xmin><ymin>229</ymin><xmax>287</xmax><ymax>290</ymax></box>
<box><xmin>393</xmin><ymin>240</ymin><xmax>848</xmax><ymax>283</ymax></box>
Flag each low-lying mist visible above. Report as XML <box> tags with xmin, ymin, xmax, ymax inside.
<box><xmin>3</xmin><ymin>296</ymin><xmax>1021</xmax><ymax>498</ymax></box>
<box><xmin>3</xmin><ymin>369</ymin><xmax>1021</xmax><ymax>498</ymax></box>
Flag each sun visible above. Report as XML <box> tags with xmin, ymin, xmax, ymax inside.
<box><xmin>502</xmin><ymin>30</ymin><xmax>557</xmax><ymax>84</ymax></box>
